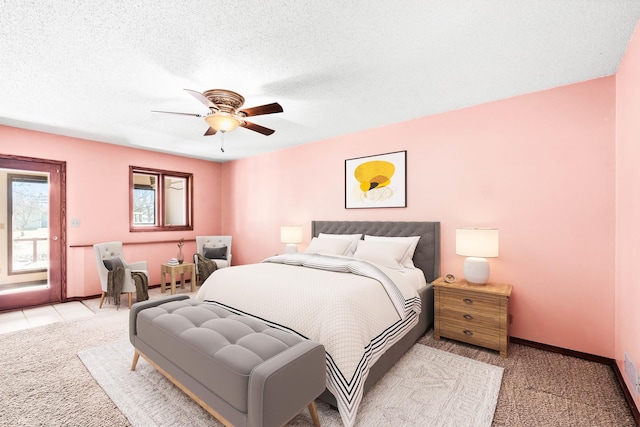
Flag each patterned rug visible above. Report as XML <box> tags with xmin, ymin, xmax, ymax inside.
<box><xmin>78</xmin><ymin>339</ymin><xmax>503</xmax><ymax>427</ymax></box>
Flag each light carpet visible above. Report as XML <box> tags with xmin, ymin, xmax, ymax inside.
<box><xmin>78</xmin><ymin>339</ymin><xmax>503</xmax><ymax>427</ymax></box>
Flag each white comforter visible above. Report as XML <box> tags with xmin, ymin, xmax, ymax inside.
<box><xmin>194</xmin><ymin>253</ymin><xmax>421</xmax><ymax>426</ymax></box>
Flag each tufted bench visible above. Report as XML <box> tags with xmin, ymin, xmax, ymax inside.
<box><xmin>129</xmin><ymin>295</ymin><xmax>325</xmax><ymax>427</ymax></box>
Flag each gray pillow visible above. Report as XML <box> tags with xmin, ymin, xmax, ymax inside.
<box><xmin>204</xmin><ymin>245</ymin><xmax>227</xmax><ymax>260</ymax></box>
<box><xmin>103</xmin><ymin>257</ymin><xmax>124</xmax><ymax>271</ymax></box>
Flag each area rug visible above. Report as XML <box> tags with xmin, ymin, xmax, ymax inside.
<box><xmin>78</xmin><ymin>340</ymin><xmax>503</xmax><ymax>427</ymax></box>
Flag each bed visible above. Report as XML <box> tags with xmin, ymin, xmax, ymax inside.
<box><xmin>195</xmin><ymin>220</ymin><xmax>440</xmax><ymax>426</ymax></box>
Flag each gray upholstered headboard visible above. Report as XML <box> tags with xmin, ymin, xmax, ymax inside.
<box><xmin>311</xmin><ymin>221</ymin><xmax>441</xmax><ymax>283</ymax></box>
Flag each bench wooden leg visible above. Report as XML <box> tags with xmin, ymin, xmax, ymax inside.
<box><xmin>131</xmin><ymin>350</ymin><xmax>140</xmax><ymax>371</ymax></box>
<box><xmin>308</xmin><ymin>401</ymin><xmax>320</xmax><ymax>427</ymax></box>
<box><xmin>128</xmin><ymin>292</ymin><xmax>133</xmax><ymax>308</ymax></box>
<box><xmin>132</xmin><ymin>348</ymin><xmax>234</xmax><ymax>426</ymax></box>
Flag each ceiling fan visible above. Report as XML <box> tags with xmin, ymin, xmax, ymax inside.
<box><xmin>152</xmin><ymin>89</ymin><xmax>283</xmax><ymax>136</ymax></box>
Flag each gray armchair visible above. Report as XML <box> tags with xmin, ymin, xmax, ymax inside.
<box><xmin>194</xmin><ymin>236</ymin><xmax>232</xmax><ymax>268</ymax></box>
<box><xmin>93</xmin><ymin>241</ymin><xmax>149</xmax><ymax>308</ymax></box>
<box><xmin>194</xmin><ymin>236</ymin><xmax>232</xmax><ymax>285</ymax></box>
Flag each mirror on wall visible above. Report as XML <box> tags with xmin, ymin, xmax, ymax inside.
<box><xmin>130</xmin><ymin>167</ymin><xmax>192</xmax><ymax>231</ymax></box>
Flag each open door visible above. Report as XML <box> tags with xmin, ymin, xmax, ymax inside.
<box><xmin>0</xmin><ymin>154</ymin><xmax>65</xmax><ymax>311</ymax></box>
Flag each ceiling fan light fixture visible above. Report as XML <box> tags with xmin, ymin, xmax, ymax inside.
<box><xmin>155</xmin><ymin>88</ymin><xmax>280</xmax><ymax>136</ymax></box>
<box><xmin>205</xmin><ymin>113</ymin><xmax>240</xmax><ymax>132</ymax></box>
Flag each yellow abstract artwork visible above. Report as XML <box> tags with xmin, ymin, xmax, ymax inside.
<box><xmin>345</xmin><ymin>151</ymin><xmax>406</xmax><ymax>208</ymax></box>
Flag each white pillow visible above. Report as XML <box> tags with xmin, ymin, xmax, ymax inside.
<box><xmin>364</xmin><ymin>235</ymin><xmax>420</xmax><ymax>269</ymax></box>
<box><xmin>318</xmin><ymin>233</ymin><xmax>362</xmax><ymax>257</ymax></box>
<box><xmin>352</xmin><ymin>240</ymin><xmax>407</xmax><ymax>270</ymax></box>
<box><xmin>304</xmin><ymin>237</ymin><xmax>352</xmax><ymax>256</ymax></box>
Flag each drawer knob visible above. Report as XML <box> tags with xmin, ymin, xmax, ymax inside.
<box><xmin>463</xmin><ymin>330</ymin><xmax>473</xmax><ymax>336</ymax></box>
<box><xmin>463</xmin><ymin>298</ymin><xmax>473</xmax><ymax>304</ymax></box>
<box><xmin>463</xmin><ymin>314</ymin><xmax>474</xmax><ymax>320</ymax></box>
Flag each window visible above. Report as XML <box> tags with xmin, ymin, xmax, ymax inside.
<box><xmin>130</xmin><ymin>166</ymin><xmax>192</xmax><ymax>231</ymax></box>
<box><xmin>8</xmin><ymin>173</ymin><xmax>49</xmax><ymax>274</ymax></box>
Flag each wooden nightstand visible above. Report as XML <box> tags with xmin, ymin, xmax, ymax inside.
<box><xmin>433</xmin><ymin>277</ymin><xmax>513</xmax><ymax>358</ymax></box>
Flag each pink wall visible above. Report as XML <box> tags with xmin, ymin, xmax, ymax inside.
<box><xmin>222</xmin><ymin>77</ymin><xmax>617</xmax><ymax>357</ymax></box>
<box><xmin>0</xmin><ymin>126</ymin><xmax>222</xmax><ymax>297</ymax></box>
<box><xmin>615</xmin><ymin>21</ymin><xmax>640</xmax><ymax>408</ymax></box>
<box><xmin>0</xmin><ymin>70</ymin><xmax>622</xmax><ymax>359</ymax></box>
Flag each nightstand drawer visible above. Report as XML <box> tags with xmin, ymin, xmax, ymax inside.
<box><xmin>438</xmin><ymin>307</ymin><xmax>500</xmax><ymax>330</ymax></box>
<box><xmin>439</xmin><ymin>320</ymin><xmax>501</xmax><ymax>351</ymax></box>
<box><xmin>439</xmin><ymin>289</ymin><xmax>502</xmax><ymax>315</ymax></box>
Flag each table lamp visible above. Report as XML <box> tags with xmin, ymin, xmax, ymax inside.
<box><xmin>281</xmin><ymin>226</ymin><xmax>302</xmax><ymax>253</ymax></box>
<box><xmin>456</xmin><ymin>228</ymin><xmax>499</xmax><ymax>285</ymax></box>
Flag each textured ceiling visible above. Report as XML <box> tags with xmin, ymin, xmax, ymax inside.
<box><xmin>1</xmin><ymin>1</ymin><xmax>639</xmax><ymax>162</ymax></box>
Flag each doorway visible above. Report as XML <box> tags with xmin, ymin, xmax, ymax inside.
<box><xmin>0</xmin><ymin>154</ymin><xmax>66</xmax><ymax>312</ymax></box>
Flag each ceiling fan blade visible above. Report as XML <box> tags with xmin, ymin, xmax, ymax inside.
<box><xmin>204</xmin><ymin>127</ymin><xmax>217</xmax><ymax>136</ymax></box>
<box><xmin>184</xmin><ymin>89</ymin><xmax>218</xmax><ymax>110</ymax></box>
<box><xmin>151</xmin><ymin>110</ymin><xmax>203</xmax><ymax>117</ymax></box>
<box><xmin>241</xmin><ymin>120</ymin><xmax>275</xmax><ymax>135</ymax></box>
<box><xmin>238</xmin><ymin>102</ymin><xmax>283</xmax><ymax>117</ymax></box>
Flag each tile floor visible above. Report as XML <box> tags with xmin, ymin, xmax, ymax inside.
<box><xmin>0</xmin><ymin>286</ymin><xmax>198</xmax><ymax>335</ymax></box>
<box><xmin>0</xmin><ymin>301</ymin><xmax>95</xmax><ymax>334</ymax></box>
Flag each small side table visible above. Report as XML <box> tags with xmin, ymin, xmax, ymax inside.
<box><xmin>433</xmin><ymin>276</ymin><xmax>512</xmax><ymax>357</ymax></box>
<box><xmin>161</xmin><ymin>262</ymin><xmax>197</xmax><ymax>294</ymax></box>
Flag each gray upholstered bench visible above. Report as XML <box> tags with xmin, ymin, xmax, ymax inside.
<box><xmin>129</xmin><ymin>295</ymin><xmax>325</xmax><ymax>427</ymax></box>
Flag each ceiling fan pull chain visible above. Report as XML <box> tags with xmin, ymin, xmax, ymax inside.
<box><xmin>220</xmin><ymin>131</ymin><xmax>225</xmax><ymax>153</ymax></box>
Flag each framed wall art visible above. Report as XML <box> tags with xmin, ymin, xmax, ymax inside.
<box><xmin>345</xmin><ymin>150</ymin><xmax>407</xmax><ymax>209</ymax></box>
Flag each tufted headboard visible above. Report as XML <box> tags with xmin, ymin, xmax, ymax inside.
<box><xmin>311</xmin><ymin>220</ymin><xmax>441</xmax><ymax>283</ymax></box>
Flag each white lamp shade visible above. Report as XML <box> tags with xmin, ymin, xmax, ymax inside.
<box><xmin>280</xmin><ymin>226</ymin><xmax>302</xmax><ymax>244</ymax></box>
<box><xmin>456</xmin><ymin>228</ymin><xmax>499</xmax><ymax>258</ymax></box>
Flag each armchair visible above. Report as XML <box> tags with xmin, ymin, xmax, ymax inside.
<box><xmin>93</xmin><ymin>241</ymin><xmax>150</xmax><ymax>308</ymax></box>
<box><xmin>194</xmin><ymin>236</ymin><xmax>232</xmax><ymax>285</ymax></box>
